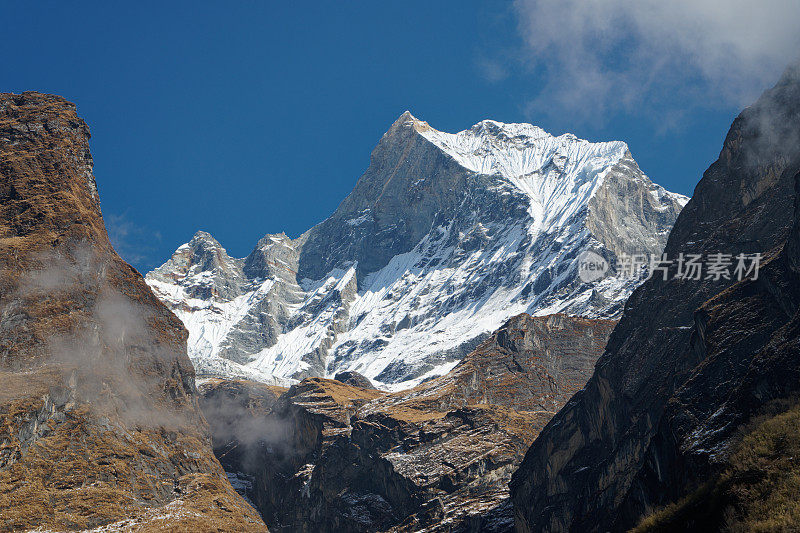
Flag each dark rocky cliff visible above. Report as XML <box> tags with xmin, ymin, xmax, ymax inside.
<box><xmin>201</xmin><ymin>313</ymin><xmax>615</xmax><ymax>532</ymax></box>
<box><xmin>626</xmin><ymin>170</ymin><xmax>800</xmax><ymax>530</ymax></box>
<box><xmin>0</xmin><ymin>92</ymin><xmax>267</xmax><ymax>531</ymax></box>
<box><xmin>510</xmin><ymin>64</ymin><xmax>800</xmax><ymax>532</ymax></box>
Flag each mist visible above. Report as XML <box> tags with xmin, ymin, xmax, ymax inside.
<box><xmin>9</xmin><ymin>242</ymin><xmax>197</xmax><ymax>429</ymax></box>
<box><xmin>15</xmin><ymin>241</ymin><xmax>296</xmax><ymax>461</ymax></box>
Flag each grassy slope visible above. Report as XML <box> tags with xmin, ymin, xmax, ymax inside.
<box><xmin>633</xmin><ymin>399</ymin><xmax>800</xmax><ymax>532</ymax></box>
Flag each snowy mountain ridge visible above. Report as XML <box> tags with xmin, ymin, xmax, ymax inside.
<box><xmin>147</xmin><ymin>112</ymin><xmax>687</xmax><ymax>389</ymax></box>
<box><xmin>414</xmin><ymin>116</ymin><xmax>630</xmax><ymax>232</ymax></box>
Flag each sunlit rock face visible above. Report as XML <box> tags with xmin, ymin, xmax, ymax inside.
<box><xmin>510</xmin><ymin>63</ymin><xmax>800</xmax><ymax>533</ymax></box>
<box><xmin>149</xmin><ymin>112</ymin><xmax>685</xmax><ymax>389</ymax></box>
<box><xmin>0</xmin><ymin>92</ymin><xmax>267</xmax><ymax>531</ymax></box>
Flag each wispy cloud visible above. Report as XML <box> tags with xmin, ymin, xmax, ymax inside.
<box><xmin>511</xmin><ymin>0</ymin><xmax>800</xmax><ymax>124</ymax></box>
<box><xmin>105</xmin><ymin>212</ymin><xmax>161</xmax><ymax>271</ymax></box>
<box><xmin>475</xmin><ymin>54</ymin><xmax>510</xmax><ymax>84</ymax></box>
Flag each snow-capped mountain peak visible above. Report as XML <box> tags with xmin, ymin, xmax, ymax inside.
<box><xmin>411</xmin><ymin>112</ymin><xmax>626</xmax><ymax>179</ymax></box>
<box><xmin>147</xmin><ymin>112</ymin><xmax>687</xmax><ymax>389</ymax></box>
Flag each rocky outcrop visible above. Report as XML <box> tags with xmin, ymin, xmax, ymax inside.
<box><xmin>334</xmin><ymin>371</ymin><xmax>377</xmax><ymax>389</ymax></box>
<box><xmin>148</xmin><ymin>113</ymin><xmax>685</xmax><ymax>389</ymax></box>
<box><xmin>510</xmin><ymin>64</ymin><xmax>800</xmax><ymax>532</ymax></box>
<box><xmin>391</xmin><ymin>313</ymin><xmax>617</xmax><ymax>413</ymax></box>
<box><xmin>0</xmin><ymin>92</ymin><xmax>267</xmax><ymax>531</ymax></box>
<box><xmin>200</xmin><ymin>313</ymin><xmax>615</xmax><ymax>532</ymax></box>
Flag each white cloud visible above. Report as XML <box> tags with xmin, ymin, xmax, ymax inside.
<box><xmin>512</xmin><ymin>0</ymin><xmax>800</xmax><ymax>122</ymax></box>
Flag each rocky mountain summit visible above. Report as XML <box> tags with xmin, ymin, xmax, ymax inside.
<box><xmin>198</xmin><ymin>313</ymin><xmax>616</xmax><ymax>532</ymax></box>
<box><xmin>148</xmin><ymin>113</ymin><xmax>686</xmax><ymax>389</ymax></box>
<box><xmin>510</xmin><ymin>63</ymin><xmax>800</xmax><ymax>532</ymax></box>
<box><xmin>0</xmin><ymin>92</ymin><xmax>267</xmax><ymax>531</ymax></box>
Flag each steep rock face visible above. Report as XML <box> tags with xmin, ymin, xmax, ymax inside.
<box><xmin>0</xmin><ymin>92</ymin><xmax>267</xmax><ymax>531</ymax></box>
<box><xmin>625</xmin><ymin>188</ymin><xmax>800</xmax><ymax>530</ymax></box>
<box><xmin>200</xmin><ymin>313</ymin><xmax>615</xmax><ymax>532</ymax></box>
<box><xmin>510</xmin><ymin>64</ymin><xmax>800</xmax><ymax>532</ymax></box>
<box><xmin>149</xmin><ymin>114</ymin><xmax>685</xmax><ymax>389</ymax></box>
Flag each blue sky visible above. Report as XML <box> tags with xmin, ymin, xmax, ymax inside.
<box><xmin>3</xmin><ymin>2</ymin><xmax>797</xmax><ymax>271</ymax></box>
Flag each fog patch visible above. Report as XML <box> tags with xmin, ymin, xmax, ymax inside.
<box><xmin>199</xmin><ymin>385</ymin><xmax>293</xmax><ymax>472</ymax></box>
